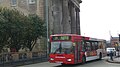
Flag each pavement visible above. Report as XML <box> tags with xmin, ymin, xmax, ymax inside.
<box><xmin>106</xmin><ymin>56</ymin><xmax>120</xmax><ymax>64</ymax></box>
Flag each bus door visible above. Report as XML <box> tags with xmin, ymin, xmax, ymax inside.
<box><xmin>74</xmin><ymin>41</ymin><xmax>84</xmax><ymax>63</ymax></box>
<box><xmin>77</xmin><ymin>42</ymin><xmax>81</xmax><ymax>62</ymax></box>
<box><xmin>73</xmin><ymin>42</ymin><xmax>78</xmax><ymax>64</ymax></box>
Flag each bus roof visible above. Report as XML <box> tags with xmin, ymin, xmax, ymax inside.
<box><xmin>89</xmin><ymin>38</ymin><xmax>106</xmax><ymax>41</ymax></box>
<box><xmin>50</xmin><ymin>34</ymin><xmax>90</xmax><ymax>40</ymax></box>
<box><xmin>50</xmin><ymin>34</ymin><xmax>78</xmax><ymax>36</ymax></box>
<box><xmin>50</xmin><ymin>34</ymin><xmax>105</xmax><ymax>41</ymax></box>
<box><xmin>50</xmin><ymin>34</ymin><xmax>89</xmax><ymax>38</ymax></box>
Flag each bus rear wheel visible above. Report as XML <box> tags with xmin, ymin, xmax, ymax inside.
<box><xmin>99</xmin><ymin>53</ymin><xmax>102</xmax><ymax>60</ymax></box>
<box><xmin>82</xmin><ymin>56</ymin><xmax>86</xmax><ymax>64</ymax></box>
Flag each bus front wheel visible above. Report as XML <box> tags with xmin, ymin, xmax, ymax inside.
<box><xmin>82</xmin><ymin>56</ymin><xmax>86</xmax><ymax>64</ymax></box>
<box><xmin>61</xmin><ymin>63</ymin><xmax>66</xmax><ymax>66</ymax></box>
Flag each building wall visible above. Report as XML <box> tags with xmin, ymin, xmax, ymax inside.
<box><xmin>48</xmin><ymin>0</ymin><xmax>82</xmax><ymax>35</ymax></box>
<box><xmin>0</xmin><ymin>0</ymin><xmax>10</xmax><ymax>8</ymax></box>
<box><xmin>111</xmin><ymin>37</ymin><xmax>119</xmax><ymax>47</ymax></box>
<box><xmin>0</xmin><ymin>0</ymin><xmax>44</xmax><ymax>19</ymax></box>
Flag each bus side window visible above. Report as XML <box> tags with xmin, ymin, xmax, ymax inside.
<box><xmin>91</xmin><ymin>42</ymin><xmax>95</xmax><ymax>50</ymax></box>
<box><xmin>98</xmin><ymin>42</ymin><xmax>103</xmax><ymax>49</ymax></box>
<box><xmin>85</xmin><ymin>41</ymin><xmax>88</xmax><ymax>51</ymax></box>
<box><xmin>85</xmin><ymin>42</ymin><xmax>88</xmax><ymax>51</ymax></box>
<box><xmin>86</xmin><ymin>41</ymin><xmax>91</xmax><ymax>51</ymax></box>
<box><xmin>81</xmin><ymin>41</ymin><xmax>85</xmax><ymax>51</ymax></box>
<box><xmin>91</xmin><ymin>42</ymin><xmax>93</xmax><ymax>51</ymax></box>
<box><xmin>95</xmin><ymin>42</ymin><xmax>98</xmax><ymax>50</ymax></box>
<box><xmin>77</xmin><ymin>42</ymin><xmax>81</xmax><ymax>51</ymax></box>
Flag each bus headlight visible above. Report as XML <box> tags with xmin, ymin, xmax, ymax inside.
<box><xmin>50</xmin><ymin>58</ymin><xmax>54</xmax><ymax>61</ymax></box>
<box><xmin>67</xmin><ymin>59</ymin><xmax>72</xmax><ymax>62</ymax></box>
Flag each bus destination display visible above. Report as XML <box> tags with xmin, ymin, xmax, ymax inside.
<box><xmin>52</xmin><ymin>36</ymin><xmax>71</xmax><ymax>41</ymax></box>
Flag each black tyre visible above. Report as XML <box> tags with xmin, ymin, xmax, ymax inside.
<box><xmin>61</xmin><ymin>63</ymin><xmax>66</xmax><ymax>66</ymax></box>
<box><xmin>82</xmin><ymin>56</ymin><xmax>86</xmax><ymax>64</ymax></box>
<box><xmin>99</xmin><ymin>53</ymin><xmax>102</xmax><ymax>60</ymax></box>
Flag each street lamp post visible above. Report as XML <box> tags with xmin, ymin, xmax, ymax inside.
<box><xmin>118</xmin><ymin>34</ymin><xmax>120</xmax><ymax>56</ymax></box>
<box><xmin>45</xmin><ymin>0</ymin><xmax>49</xmax><ymax>58</ymax></box>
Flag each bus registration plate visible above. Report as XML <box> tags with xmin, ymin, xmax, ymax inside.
<box><xmin>56</xmin><ymin>61</ymin><xmax>63</xmax><ymax>63</ymax></box>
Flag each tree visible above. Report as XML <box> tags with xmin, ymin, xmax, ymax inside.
<box><xmin>0</xmin><ymin>8</ymin><xmax>9</xmax><ymax>52</ymax></box>
<box><xmin>0</xmin><ymin>7</ymin><xmax>28</xmax><ymax>52</ymax></box>
<box><xmin>22</xmin><ymin>14</ymin><xmax>46</xmax><ymax>51</ymax></box>
<box><xmin>0</xmin><ymin>7</ymin><xmax>46</xmax><ymax>52</ymax></box>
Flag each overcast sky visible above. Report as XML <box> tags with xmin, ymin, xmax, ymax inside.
<box><xmin>80</xmin><ymin>0</ymin><xmax>120</xmax><ymax>40</ymax></box>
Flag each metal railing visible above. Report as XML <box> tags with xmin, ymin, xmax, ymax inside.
<box><xmin>0</xmin><ymin>51</ymin><xmax>47</xmax><ymax>67</ymax></box>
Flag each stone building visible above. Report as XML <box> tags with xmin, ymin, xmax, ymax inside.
<box><xmin>0</xmin><ymin>0</ymin><xmax>44</xmax><ymax>19</ymax></box>
<box><xmin>111</xmin><ymin>37</ymin><xmax>119</xmax><ymax>48</ymax></box>
<box><xmin>48</xmin><ymin>0</ymin><xmax>82</xmax><ymax>35</ymax></box>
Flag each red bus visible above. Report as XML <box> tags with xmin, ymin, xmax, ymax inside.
<box><xmin>49</xmin><ymin>34</ymin><xmax>106</xmax><ymax>64</ymax></box>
